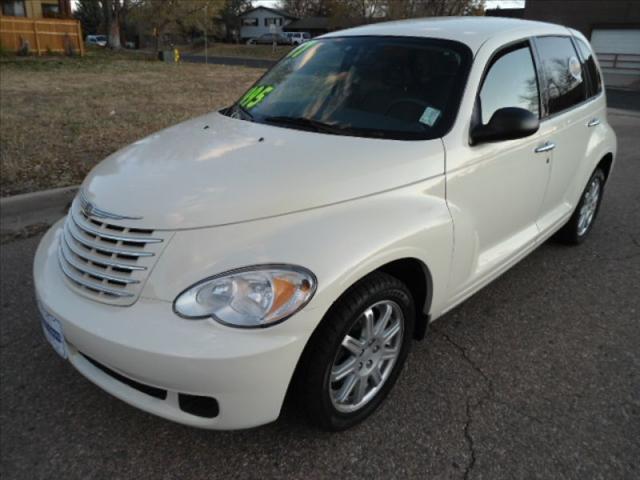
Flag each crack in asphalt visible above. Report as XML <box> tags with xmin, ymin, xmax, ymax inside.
<box><xmin>462</xmin><ymin>396</ymin><xmax>478</xmax><ymax>480</ymax></box>
<box><xmin>432</xmin><ymin>327</ymin><xmax>493</xmax><ymax>480</ymax></box>
<box><xmin>431</xmin><ymin>327</ymin><xmax>546</xmax><ymax>479</ymax></box>
<box><xmin>437</xmin><ymin>329</ymin><xmax>495</xmax><ymax>394</ymax></box>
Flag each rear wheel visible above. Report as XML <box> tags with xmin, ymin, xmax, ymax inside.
<box><xmin>299</xmin><ymin>272</ymin><xmax>415</xmax><ymax>431</ymax></box>
<box><xmin>555</xmin><ymin>168</ymin><xmax>605</xmax><ymax>244</ymax></box>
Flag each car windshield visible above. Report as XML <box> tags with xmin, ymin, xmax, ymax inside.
<box><xmin>225</xmin><ymin>36</ymin><xmax>472</xmax><ymax>140</ymax></box>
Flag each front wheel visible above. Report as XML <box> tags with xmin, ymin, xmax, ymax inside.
<box><xmin>299</xmin><ymin>272</ymin><xmax>415</xmax><ymax>431</ymax></box>
<box><xmin>555</xmin><ymin>168</ymin><xmax>606</xmax><ymax>244</ymax></box>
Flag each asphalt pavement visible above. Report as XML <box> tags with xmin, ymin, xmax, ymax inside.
<box><xmin>607</xmin><ymin>88</ymin><xmax>640</xmax><ymax>112</ymax></box>
<box><xmin>1</xmin><ymin>111</ymin><xmax>639</xmax><ymax>480</ymax></box>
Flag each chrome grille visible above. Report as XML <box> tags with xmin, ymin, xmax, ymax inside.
<box><xmin>58</xmin><ymin>200</ymin><xmax>170</xmax><ymax>306</ymax></box>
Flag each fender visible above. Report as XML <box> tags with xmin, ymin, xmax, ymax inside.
<box><xmin>143</xmin><ymin>176</ymin><xmax>454</xmax><ymax>330</ymax></box>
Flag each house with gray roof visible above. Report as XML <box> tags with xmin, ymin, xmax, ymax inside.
<box><xmin>239</xmin><ymin>6</ymin><xmax>296</xmax><ymax>41</ymax></box>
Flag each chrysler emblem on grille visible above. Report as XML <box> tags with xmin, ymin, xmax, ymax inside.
<box><xmin>79</xmin><ymin>190</ymin><xmax>142</xmax><ymax>221</ymax></box>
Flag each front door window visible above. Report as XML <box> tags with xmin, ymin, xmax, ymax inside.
<box><xmin>479</xmin><ymin>44</ymin><xmax>540</xmax><ymax>124</ymax></box>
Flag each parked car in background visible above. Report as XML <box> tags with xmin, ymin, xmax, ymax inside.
<box><xmin>248</xmin><ymin>33</ymin><xmax>291</xmax><ymax>45</ymax></box>
<box><xmin>285</xmin><ymin>32</ymin><xmax>311</xmax><ymax>45</ymax></box>
<box><xmin>85</xmin><ymin>35</ymin><xmax>107</xmax><ymax>47</ymax></box>
<box><xmin>35</xmin><ymin>18</ymin><xmax>616</xmax><ymax>433</ymax></box>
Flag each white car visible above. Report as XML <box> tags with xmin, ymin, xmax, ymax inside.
<box><xmin>34</xmin><ymin>18</ymin><xmax>616</xmax><ymax>431</ymax></box>
<box><xmin>86</xmin><ymin>35</ymin><xmax>107</xmax><ymax>47</ymax></box>
<box><xmin>285</xmin><ymin>31</ymin><xmax>311</xmax><ymax>45</ymax></box>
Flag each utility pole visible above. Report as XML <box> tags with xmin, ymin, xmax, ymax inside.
<box><xmin>204</xmin><ymin>4</ymin><xmax>208</xmax><ymax>65</ymax></box>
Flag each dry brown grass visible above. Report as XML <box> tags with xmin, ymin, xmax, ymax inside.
<box><xmin>0</xmin><ymin>51</ymin><xmax>264</xmax><ymax>196</ymax></box>
<box><xmin>187</xmin><ymin>43</ymin><xmax>294</xmax><ymax>60</ymax></box>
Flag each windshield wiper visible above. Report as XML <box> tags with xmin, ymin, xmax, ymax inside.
<box><xmin>262</xmin><ymin>116</ymin><xmax>349</xmax><ymax>135</ymax></box>
<box><xmin>228</xmin><ymin>103</ymin><xmax>253</xmax><ymax>121</ymax></box>
<box><xmin>263</xmin><ymin>115</ymin><xmax>395</xmax><ymax>139</ymax></box>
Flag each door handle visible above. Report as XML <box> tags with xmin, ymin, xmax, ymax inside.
<box><xmin>587</xmin><ymin>118</ymin><xmax>601</xmax><ymax>127</ymax></box>
<box><xmin>534</xmin><ymin>141</ymin><xmax>556</xmax><ymax>153</ymax></box>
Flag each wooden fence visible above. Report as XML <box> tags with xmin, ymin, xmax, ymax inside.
<box><xmin>0</xmin><ymin>16</ymin><xmax>84</xmax><ymax>56</ymax></box>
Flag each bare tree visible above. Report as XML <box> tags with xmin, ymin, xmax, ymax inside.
<box><xmin>220</xmin><ymin>0</ymin><xmax>252</xmax><ymax>42</ymax></box>
<box><xmin>279</xmin><ymin>0</ymin><xmax>332</xmax><ymax>17</ymax></box>
<box><xmin>75</xmin><ymin>0</ymin><xmax>104</xmax><ymax>36</ymax></box>
<box><xmin>103</xmin><ymin>0</ymin><xmax>121</xmax><ymax>49</ymax></box>
<box><xmin>129</xmin><ymin>0</ymin><xmax>222</xmax><ymax>52</ymax></box>
<box><xmin>387</xmin><ymin>0</ymin><xmax>485</xmax><ymax>19</ymax></box>
<box><xmin>323</xmin><ymin>0</ymin><xmax>386</xmax><ymax>29</ymax></box>
<box><xmin>338</xmin><ymin>0</ymin><xmax>386</xmax><ymax>19</ymax></box>
<box><xmin>306</xmin><ymin>0</ymin><xmax>485</xmax><ymax>29</ymax></box>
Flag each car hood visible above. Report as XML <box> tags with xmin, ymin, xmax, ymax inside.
<box><xmin>81</xmin><ymin>112</ymin><xmax>445</xmax><ymax>230</ymax></box>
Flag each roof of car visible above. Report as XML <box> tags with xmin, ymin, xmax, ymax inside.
<box><xmin>322</xmin><ymin>17</ymin><xmax>571</xmax><ymax>52</ymax></box>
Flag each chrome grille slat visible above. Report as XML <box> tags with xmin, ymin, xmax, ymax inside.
<box><xmin>62</xmin><ymin>227</ymin><xmax>147</xmax><ymax>271</ymax></box>
<box><xmin>78</xmin><ymin>189</ymin><xmax>142</xmax><ymax>221</ymax></box>
<box><xmin>66</xmin><ymin>220</ymin><xmax>154</xmax><ymax>258</ymax></box>
<box><xmin>72</xmin><ymin>213</ymin><xmax>163</xmax><ymax>244</ymax></box>
<box><xmin>59</xmin><ymin>241</ymin><xmax>140</xmax><ymax>285</ymax></box>
<box><xmin>57</xmin><ymin>198</ymin><xmax>170</xmax><ymax>306</ymax></box>
<box><xmin>57</xmin><ymin>249</ymin><xmax>134</xmax><ymax>298</ymax></box>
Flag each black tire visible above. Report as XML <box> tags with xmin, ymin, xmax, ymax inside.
<box><xmin>298</xmin><ymin>271</ymin><xmax>415</xmax><ymax>431</ymax></box>
<box><xmin>555</xmin><ymin>168</ymin><xmax>606</xmax><ymax>245</ymax></box>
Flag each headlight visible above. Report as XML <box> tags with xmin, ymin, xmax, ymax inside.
<box><xmin>174</xmin><ymin>265</ymin><xmax>317</xmax><ymax>328</ymax></box>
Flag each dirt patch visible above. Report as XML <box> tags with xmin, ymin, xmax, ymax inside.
<box><xmin>0</xmin><ymin>51</ymin><xmax>264</xmax><ymax>196</ymax></box>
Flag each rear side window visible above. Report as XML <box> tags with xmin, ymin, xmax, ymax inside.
<box><xmin>574</xmin><ymin>38</ymin><xmax>603</xmax><ymax>97</ymax></box>
<box><xmin>479</xmin><ymin>45</ymin><xmax>540</xmax><ymax>124</ymax></box>
<box><xmin>535</xmin><ymin>36</ymin><xmax>588</xmax><ymax>115</ymax></box>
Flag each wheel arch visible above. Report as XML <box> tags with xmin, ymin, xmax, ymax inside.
<box><xmin>376</xmin><ymin>258</ymin><xmax>433</xmax><ymax>340</ymax></box>
<box><xmin>285</xmin><ymin>256</ymin><xmax>434</xmax><ymax>408</ymax></box>
<box><xmin>311</xmin><ymin>256</ymin><xmax>434</xmax><ymax>344</ymax></box>
<box><xmin>597</xmin><ymin>152</ymin><xmax>614</xmax><ymax>181</ymax></box>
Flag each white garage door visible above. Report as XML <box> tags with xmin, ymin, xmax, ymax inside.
<box><xmin>590</xmin><ymin>29</ymin><xmax>640</xmax><ymax>89</ymax></box>
<box><xmin>591</xmin><ymin>29</ymin><xmax>640</xmax><ymax>55</ymax></box>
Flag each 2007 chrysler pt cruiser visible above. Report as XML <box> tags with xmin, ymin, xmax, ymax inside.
<box><xmin>34</xmin><ymin>17</ymin><xmax>616</xmax><ymax>431</ymax></box>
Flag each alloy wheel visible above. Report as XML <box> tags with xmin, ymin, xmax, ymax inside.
<box><xmin>577</xmin><ymin>176</ymin><xmax>601</xmax><ymax>236</ymax></box>
<box><xmin>329</xmin><ymin>300</ymin><xmax>404</xmax><ymax>413</ymax></box>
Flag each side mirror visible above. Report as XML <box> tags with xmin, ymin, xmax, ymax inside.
<box><xmin>470</xmin><ymin>107</ymin><xmax>539</xmax><ymax>145</ymax></box>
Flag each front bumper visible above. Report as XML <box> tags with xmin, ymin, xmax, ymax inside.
<box><xmin>33</xmin><ymin>221</ymin><xmax>317</xmax><ymax>429</ymax></box>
